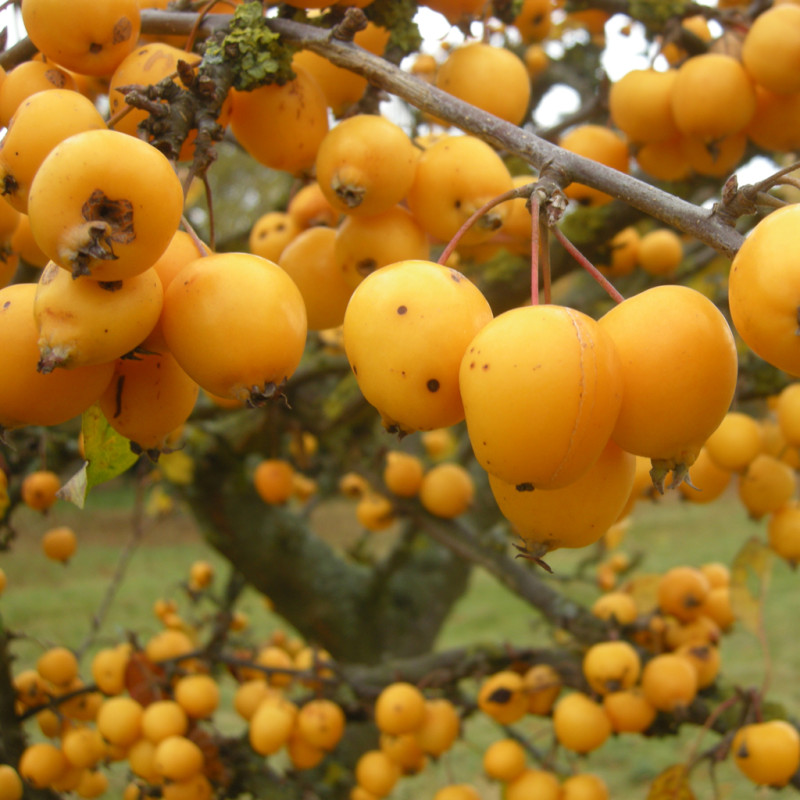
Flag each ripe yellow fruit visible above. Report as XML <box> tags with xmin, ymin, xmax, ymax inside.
<box><xmin>599</xmin><ymin>285</ymin><xmax>737</xmax><ymax>480</ymax></box>
<box><xmin>161</xmin><ymin>252</ymin><xmax>308</xmax><ymax>405</ymax></box>
<box><xmin>559</xmin><ymin>125</ymin><xmax>629</xmax><ymax>206</ymax></box>
<box><xmin>602</xmin><ymin>688</ymin><xmax>657</xmax><ymax>733</ymax></box>
<box><xmin>90</xmin><ymin>645</ymin><xmax>131</xmax><ymax>696</ymax></box>
<box><xmin>22</xmin><ymin>0</ymin><xmax>140</xmax><ymax>76</ymax></box>
<box><xmin>670</xmin><ymin>54</ymin><xmax>756</xmax><ymax>140</ymax></box>
<box><xmin>296</xmin><ymin>698</ymin><xmax>346</xmax><ymax>751</ymax></box>
<box><xmin>460</xmin><ymin>304</ymin><xmax>623</xmax><ymax>489</ymax></box>
<box><xmin>732</xmin><ymin>720</ymin><xmax>800</xmax><ymax>786</ymax></box>
<box><xmin>636</xmin><ymin>228</ymin><xmax>683</xmax><ymax>276</ymax></box>
<box><xmin>355</xmin><ymin>492</ymin><xmax>396</xmax><ymax>533</ymax></box>
<box><xmin>483</xmin><ymin>738</ymin><xmax>527</xmax><ymax>782</ymax></box>
<box><xmin>738</xmin><ymin>453</ymin><xmax>797</xmax><ymax>519</ymax></box>
<box><xmin>582</xmin><ymin>640</ymin><xmax>641</xmax><ymax>695</ymax></box>
<box><xmin>489</xmin><ymin>439</ymin><xmax>635</xmax><ymax>554</ymax></box>
<box><xmin>419</xmin><ymin>463</ymin><xmax>474</xmax><ymax>519</ymax></box>
<box><xmin>18</xmin><ymin>742</ymin><xmax>68</xmax><ymax>789</ymax></box>
<box><xmin>343</xmin><ymin>260</ymin><xmax>493</xmax><ymax>434</ymax></box>
<box><xmin>41</xmin><ymin>526</ymin><xmax>78</xmax><ymax>563</ymax></box>
<box><xmin>523</xmin><ymin>663</ymin><xmax>561</xmax><ymax>715</ymax></box>
<box><xmin>414</xmin><ymin>698</ymin><xmax>461</xmax><ymax>756</ymax></box>
<box><xmin>742</xmin><ymin>4</ymin><xmax>800</xmax><ymax>94</ymax></box>
<box><xmin>704</xmin><ymin>411</ymin><xmax>763</xmax><ymax>473</ymax></box>
<box><xmin>477</xmin><ymin>671</ymin><xmax>528</xmax><ymax>725</ymax></box>
<box><xmin>334</xmin><ymin>205</ymin><xmax>430</xmax><ymax>290</ymax></box>
<box><xmin>640</xmin><ymin>653</ymin><xmax>698</xmax><ymax>712</ymax></box>
<box><xmin>141</xmin><ymin>700</ymin><xmax>189</xmax><ymax>743</ymax></box>
<box><xmin>0</xmin><ymin>765</ymin><xmax>23</xmax><ymax>800</ymax></box>
<box><xmin>34</xmin><ymin>261</ymin><xmax>163</xmax><ymax>372</ymax></box>
<box><xmin>561</xmin><ymin>774</ymin><xmax>610</xmax><ymax>800</ymax></box>
<box><xmin>153</xmin><ymin>735</ymin><xmax>205</xmax><ymax>782</ymax></box>
<box><xmin>249</xmin><ymin>699</ymin><xmax>297</xmax><ymax>755</ymax></box>
<box><xmin>37</xmin><ymin>646</ymin><xmax>79</xmax><ymax>686</ymax></box>
<box><xmin>609</xmin><ymin>69</ymin><xmax>679</xmax><ymax>144</ymax></box>
<box><xmin>553</xmin><ymin>692</ymin><xmax>612</xmax><ymax>753</ymax></box>
<box><xmin>253</xmin><ymin>459</ymin><xmax>295</xmax><ymax>505</ymax></box>
<box><xmin>374</xmin><ymin>682</ymin><xmax>426</xmax><ymax>735</ymax></box>
<box><xmin>382</xmin><ymin>451</ymin><xmax>425</xmax><ymax>498</ymax></box>
<box><xmin>96</xmin><ymin>696</ymin><xmax>144</xmax><ymax>746</ymax></box>
<box><xmin>278</xmin><ymin>226</ymin><xmax>354</xmax><ymax>331</ymax></box>
<box><xmin>0</xmin><ymin>89</ymin><xmax>106</xmax><ymax>214</ymax></box>
<box><xmin>316</xmin><ymin>115</ymin><xmax>419</xmax><ymax>217</ymax></box>
<box><xmin>354</xmin><ymin>750</ymin><xmax>401</xmax><ymax>798</ymax></box>
<box><xmin>679</xmin><ymin>446</ymin><xmax>733</xmax><ymax>505</ymax></box>
<box><xmin>657</xmin><ymin>566</ymin><xmax>711</xmax><ymax>623</ymax></box>
<box><xmin>435</xmin><ymin>42</ymin><xmax>531</xmax><ymax>126</ymax></box>
<box><xmin>21</xmin><ymin>470</ymin><xmax>61</xmax><ymax>512</ymax></box>
<box><xmin>0</xmin><ymin>61</ymin><xmax>75</xmax><ymax>128</ymax></box>
<box><xmin>28</xmin><ymin>129</ymin><xmax>183</xmax><ymax>281</ymax></box>
<box><xmin>407</xmin><ymin>135</ymin><xmax>514</xmax><ymax>245</ymax></box>
<box><xmin>61</xmin><ymin>727</ymin><xmax>106</xmax><ymax>770</ymax></box>
<box><xmin>506</xmin><ymin>769</ymin><xmax>561</xmax><ymax>800</ymax></box>
<box><xmin>591</xmin><ymin>592</ymin><xmax>638</xmax><ymax>626</ymax></box>
<box><xmin>98</xmin><ymin>350</ymin><xmax>200</xmax><ymax>455</ymax></box>
<box><xmin>174</xmin><ymin>674</ymin><xmax>220</xmax><ymax>719</ymax></box>
<box><xmin>230</xmin><ymin>67</ymin><xmax>329</xmax><ymax>175</ymax></box>
<box><xmin>249</xmin><ymin>211</ymin><xmax>300</xmax><ymax>264</ymax></box>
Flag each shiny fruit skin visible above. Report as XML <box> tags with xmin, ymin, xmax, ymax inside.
<box><xmin>22</xmin><ymin>0</ymin><xmax>140</xmax><ymax>76</ymax></box>
<box><xmin>598</xmin><ymin>285</ymin><xmax>737</xmax><ymax>473</ymax></box>
<box><xmin>98</xmin><ymin>350</ymin><xmax>199</xmax><ymax>453</ymax></box>
<box><xmin>679</xmin><ymin>446</ymin><xmax>732</xmax><ymax>504</ymax></box>
<box><xmin>742</xmin><ymin>4</ymin><xmax>800</xmax><ymax>95</ymax></box>
<box><xmin>316</xmin><ymin>115</ymin><xmax>418</xmax><ymax>217</ymax></box>
<box><xmin>489</xmin><ymin>439</ymin><xmax>634</xmax><ymax>552</ymax></box>
<box><xmin>435</xmin><ymin>43</ymin><xmax>531</xmax><ymax>126</ymax></box>
<box><xmin>552</xmin><ymin>692</ymin><xmax>612</xmax><ymax>753</ymax></box>
<box><xmin>704</xmin><ymin>411</ymin><xmax>763</xmax><ymax>473</ymax></box>
<box><xmin>28</xmin><ymin>129</ymin><xmax>184</xmax><ymax>281</ymax></box>
<box><xmin>161</xmin><ymin>252</ymin><xmax>307</xmax><ymax>404</ymax></box>
<box><xmin>0</xmin><ymin>89</ymin><xmax>106</xmax><ymax>214</ymax></box>
<box><xmin>35</xmin><ymin>261</ymin><xmax>163</xmax><ymax>371</ymax></box>
<box><xmin>608</xmin><ymin>68</ymin><xmax>679</xmax><ymax>143</ymax></box>
<box><xmin>559</xmin><ymin>125</ymin><xmax>629</xmax><ymax>206</ymax></box>
<box><xmin>343</xmin><ymin>259</ymin><xmax>493</xmax><ymax>433</ymax></box>
<box><xmin>249</xmin><ymin>211</ymin><xmax>300</xmax><ymax>264</ymax></box>
<box><xmin>670</xmin><ymin>54</ymin><xmax>756</xmax><ymax>140</ymax></box>
<box><xmin>0</xmin><ymin>62</ymin><xmax>76</xmax><ymax>128</ymax></box>
<box><xmin>460</xmin><ymin>304</ymin><xmax>623</xmax><ymax>489</ymax></box>
<box><xmin>419</xmin><ymin>463</ymin><xmax>474</xmax><ymax>519</ymax></box>
<box><xmin>729</xmin><ymin>205</ymin><xmax>800</xmax><ymax>376</ymax></box>
<box><xmin>407</xmin><ymin>135</ymin><xmax>514</xmax><ymax>245</ymax></box>
<box><xmin>278</xmin><ymin>226</ymin><xmax>354</xmax><ymax>331</ymax></box>
<box><xmin>738</xmin><ymin>453</ymin><xmax>797</xmax><ymax>519</ymax></box>
<box><xmin>732</xmin><ymin>720</ymin><xmax>800</xmax><ymax>787</ymax></box>
<box><xmin>640</xmin><ymin>653</ymin><xmax>698</xmax><ymax>712</ymax></box>
<box><xmin>334</xmin><ymin>206</ymin><xmax>430</xmax><ymax>290</ymax></box>
<box><xmin>0</xmin><ymin>283</ymin><xmax>115</xmax><ymax>430</ymax></box>
<box><xmin>230</xmin><ymin>67</ymin><xmax>328</xmax><ymax>175</ymax></box>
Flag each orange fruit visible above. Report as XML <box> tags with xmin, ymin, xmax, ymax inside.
<box><xmin>28</xmin><ymin>129</ymin><xmax>183</xmax><ymax>281</ymax></box>
<box><xmin>732</xmin><ymin>720</ymin><xmax>800</xmax><ymax>786</ymax></box>
<box><xmin>41</xmin><ymin>526</ymin><xmax>78</xmax><ymax>563</ymax></box>
<box><xmin>582</xmin><ymin>640</ymin><xmax>641</xmax><ymax>695</ymax></box>
<box><xmin>22</xmin><ymin>0</ymin><xmax>140</xmax><ymax>76</ymax></box>
<box><xmin>609</xmin><ymin>69</ymin><xmax>679</xmax><ymax>143</ymax></box>
<box><xmin>375</xmin><ymin>682</ymin><xmax>426</xmax><ymax>736</ymax></box>
<box><xmin>229</xmin><ymin>66</ymin><xmax>329</xmax><ymax>175</ymax></box>
<box><xmin>640</xmin><ymin>653</ymin><xmax>698</xmax><ymax>712</ymax></box>
<box><xmin>559</xmin><ymin>125</ymin><xmax>629</xmax><ymax>206</ymax></box>
<box><xmin>742</xmin><ymin>4</ymin><xmax>800</xmax><ymax>94</ymax></box>
<box><xmin>343</xmin><ymin>259</ymin><xmax>493</xmax><ymax>434</ymax></box>
<box><xmin>552</xmin><ymin>692</ymin><xmax>612</xmax><ymax>753</ymax></box>
<box><xmin>253</xmin><ymin>459</ymin><xmax>295</xmax><ymax>505</ymax></box>
<box><xmin>21</xmin><ymin>470</ymin><xmax>61</xmax><ymax>511</ymax></box>
<box><xmin>704</xmin><ymin>411</ymin><xmax>763</xmax><ymax>473</ymax></box>
<box><xmin>419</xmin><ymin>463</ymin><xmax>475</xmax><ymax>519</ymax></box>
<box><xmin>0</xmin><ymin>61</ymin><xmax>76</xmax><ymax>127</ymax></box>
<box><xmin>460</xmin><ymin>304</ymin><xmax>623</xmax><ymax>489</ymax></box>
<box><xmin>483</xmin><ymin>738</ymin><xmax>527</xmax><ymax>782</ymax></box>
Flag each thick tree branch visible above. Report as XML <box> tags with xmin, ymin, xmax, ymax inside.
<box><xmin>137</xmin><ymin>9</ymin><xmax>745</xmax><ymax>259</ymax></box>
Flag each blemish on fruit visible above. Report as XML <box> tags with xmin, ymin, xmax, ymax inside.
<box><xmin>482</xmin><ymin>363</ymin><xmax>490</xmax><ymax>370</ymax></box>
<box><xmin>515</xmin><ymin>482</ymin><xmax>534</xmax><ymax>492</ymax></box>
<box><xmin>397</xmin><ymin>305</ymin><xmax>407</xmax><ymax>315</ymax></box>
<box><xmin>427</xmin><ymin>379</ymin><xmax>440</xmax><ymax>392</ymax></box>
<box><xmin>112</xmin><ymin>17</ymin><xmax>134</xmax><ymax>44</ymax></box>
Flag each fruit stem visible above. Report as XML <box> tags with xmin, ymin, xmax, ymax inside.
<box><xmin>540</xmin><ymin>211</ymin><xmax>551</xmax><ymax>305</ymax></box>
<box><xmin>551</xmin><ymin>226</ymin><xmax>624</xmax><ymax>304</ymax></box>
<box><xmin>437</xmin><ymin>185</ymin><xmax>528</xmax><ymax>268</ymax></box>
<box><xmin>530</xmin><ymin>193</ymin><xmax>539</xmax><ymax>306</ymax></box>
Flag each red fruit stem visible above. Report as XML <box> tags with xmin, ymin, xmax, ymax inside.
<box><xmin>530</xmin><ymin>193</ymin><xmax>539</xmax><ymax>306</ymax></box>
<box><xmin>540</xmin><ymin>214</ymin><xmax>552</xmax><ymax>305</ymax></box>
<box><xmin>551</xmin><ymin>226</ymin><xmax>624</xmax><ymax>304</ymax></box>
<box><xmin>436</xmin><ymin>185</ymin><xmax>527</xmax><ymax>268</ymax></box>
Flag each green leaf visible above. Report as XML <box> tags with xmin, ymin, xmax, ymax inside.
<box><xmin>57</xmin><ymin>406</ymin><xmax>138</xmax><ymax>508</ymax></box>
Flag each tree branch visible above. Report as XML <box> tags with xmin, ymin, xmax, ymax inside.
<box><xmin>136</xmin><ymin>9</ymin><xmax>745</xmax><ymax>259</ymax></box>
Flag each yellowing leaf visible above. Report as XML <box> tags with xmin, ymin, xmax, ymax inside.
<box><xmin>158</xmin><ymin>450</ymin><xmax>195</xmax><ymax>486</ymax></box>
<box><xmin>58</xmin><ymin>406</ymin><xmax>138</xmax><ymax>508</ymax></box>
<box><xmin>622</xmin><ymin>573</ymin><xmax>662</xmax><ymax>614</ymax></box>
<box><xmin>729</xmin><ymin>536</ymin><xmax>773</xmax><ymax>634</ymax></box>
<box><xmin>647</xmin><ymin>765</ymin><xmax>696</xmax><ymax>800</ymax></box>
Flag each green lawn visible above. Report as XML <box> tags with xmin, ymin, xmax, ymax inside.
<box><xmin>2</xmin><ymin>482</ymin><xmax>797</xmax><ymax>799</ymax></box>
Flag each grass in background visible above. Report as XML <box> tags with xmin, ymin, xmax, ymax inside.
<box><xmin>2</xmin><ymin>482</ymin><xmax>797</xmax><ymax>799</ymax></box>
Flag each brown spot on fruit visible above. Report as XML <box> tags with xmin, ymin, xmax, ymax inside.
<box><xmin>516</xmin><ymin>482</ymin><xmax>534</xmax><ymax>492</ymax></box>
<box><xmin>112</xmin><ymin>17</ymin><xmax>134</xmax><ymax>45</ymax></box>
<box><xmin>397</xmin><ymin>305</ymin><xmax>407</xmax><ymax>315</ymax></box>
<box><xmin>427</xmin><ymin>379</ymin><xmax>440</xmax><ymax>392</ymax></box>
